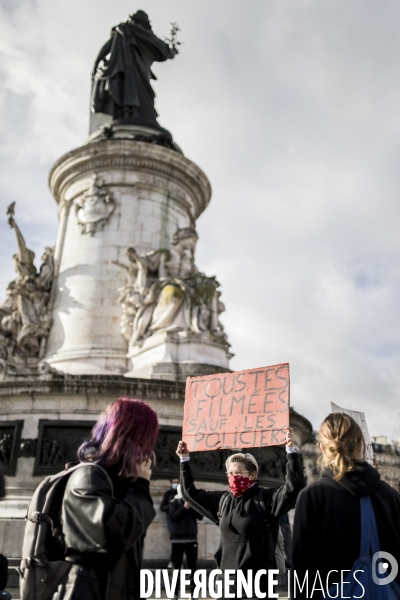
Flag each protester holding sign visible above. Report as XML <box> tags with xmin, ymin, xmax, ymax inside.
<box><xmin>176</xmin><ymin>427</ymin><xmax>305</xmax><ymax>597</ymax></box>
<box><xmin>292</xmin><ymin>412</ymin><xmax>400</xmax><ymax>598</ymax></box>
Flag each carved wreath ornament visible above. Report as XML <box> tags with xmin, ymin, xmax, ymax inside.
<box><xmin>74</xmin><ymin>175</ymin><xmax>115</xmax><ymax>235</ymax></box>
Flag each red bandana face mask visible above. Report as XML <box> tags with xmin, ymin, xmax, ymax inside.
<box><xmin>228</xmin><ymin>474</ymin><xmax>255</xmax><ymax>497</ymax></box>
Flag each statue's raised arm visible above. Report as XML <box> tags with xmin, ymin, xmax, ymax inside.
<box><xmin>7</xmin><ymin>203</ymin><xmax>37</xmax><ymax>278</ymax></box>
<box><xmin>91</xmin><ymin>10</ymin><xmax>179</xmax><ymax>131</ymax></box>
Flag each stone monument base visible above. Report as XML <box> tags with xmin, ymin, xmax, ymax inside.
<box><xmin>85</xmin><ymin>122</ymin><xmax>183</xmax><ymax>153</ymax></box>
<box><xmin>45</xmin><ymin>347</ymin><xmax>129</xmax><ymax>376</ymax></box>
<box><xmin>125</xmin><ymin>330</ymin><xmax>231</xmax><ymax>380</ymax></box>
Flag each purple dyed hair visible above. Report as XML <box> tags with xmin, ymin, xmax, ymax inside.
<box><xmin>78</xmin><ymin>397</ymin><xmax>159</xmax><ymax>478</ymax></box>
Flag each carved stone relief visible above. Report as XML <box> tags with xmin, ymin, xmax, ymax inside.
<box><xmin>115</xmin><ymin>227</ymin><xmax>230</xmax><ymax>353</ymax></box>
<box><xmin>0</xmin><ymin>421</ymin><xmax>23</xmax><ymax>475</ymax></box>
<box><xmin>34</xmin><ymin>420</ymin><xmax>95</xmax><ymax>475</ymax></box>
<box><xmin>50</xmin><ymin>155</ymin><xmax>209</xmax><ymax>223</ymax></box>
<box><xmin>74</xmin><ymin>175</ymin><xmax>115</xmax><ymax>235</ymax></box>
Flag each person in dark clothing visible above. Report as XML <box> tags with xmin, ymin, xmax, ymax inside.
<box><xmin>176</xmin><ymin>428</ymin><xmax>306</xmax><ymax>596</ymax></box>
<box><xmin>160</xmin><ymin>478</ymin><xmax>180</xmax><ymax>520</ymax></box>
<box><xmin>49</xmin><ymin>396</ymin><xmax>159</xmax><ymax>600</ymax></box>
<box><xmin>160</xmin><ymin>477</ymin><xmax>180</xmax><ymax>534</ymax></box>
<box><xmin>169</xmin><ymin>484</ymin><xmax>203</xmax><ymax>595</ymax></box>
<box><xmin>0</xmin><ymin>554</ymin><xmax>8</xmax><ymax>595</ymax></box>
<box><xmin>160</xmin><ymin>477</ymin><xmax>179</xmax><ymax>567</ymax></box>
<box><xmin>292</xmin><ymin>412</ymin><xmax>400</xmax><ymax>599</ymax></box>
<box><xmin>279</xmin><ymin>513</ymin><xmax>292</xmax><ymax>568</ymax></box>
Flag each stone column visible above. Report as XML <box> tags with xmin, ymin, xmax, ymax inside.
<box><xmin>44</xmin><ymin>126</ymin><xmax>212</xmax><ymax>375</ymax></box>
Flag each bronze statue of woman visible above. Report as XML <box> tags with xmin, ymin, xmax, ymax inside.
<box><xmin>91</xmin><ymin>10</ymin><xmax>178</xmax><ymax>130</ymax></box>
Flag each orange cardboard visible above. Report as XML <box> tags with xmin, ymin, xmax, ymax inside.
<box><xmin>182</xmin><ymin>363</ymin><xmax>290</xmax><ymax>452</ymax></box>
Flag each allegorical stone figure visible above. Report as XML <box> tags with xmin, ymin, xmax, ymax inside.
<box><xmin>91</xmin><ymin>10</ymin><xmax>178</xmax><ymax>129</ymax></box>
<box><xmin>116</xmin><ymin>228</ymin><xmax>229</xmax><ymax>349</ymax></box>
<box><xmin>0</xmin><ymin>204</ymin><xmax>54</xmax><ymax>361</ymax></box>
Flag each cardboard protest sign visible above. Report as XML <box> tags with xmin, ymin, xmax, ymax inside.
<box><xmin>183</xmin><ymin>363</ymin><xmax>290</xmax><ymax>452</ymax></box>
<box><xmin>331</xmin><ymin>402</ymin><xmax>374</xmax><ymax>464</ymax></box>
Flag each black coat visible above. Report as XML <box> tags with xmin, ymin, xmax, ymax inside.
<box><xmin>180</xmin><ymin>453</ymin><xmax>305</xmax><ymax>588</ymax></box>
<box><xmin>292</xmin><ymin>462</ymin><xmax>400</xmax><ymax>598</ymax></box>
<box><xmin>169</xmin><ymin>498</ymin><xmax>203</xmax><ymax>542</ymax></box>
<box><xmin>53</xmin><ymin>463</ymin><xmax>155</xmax><ymax>600</ymax></box>
<box><xmin>160</xmin><ymin>487</ymin><xmax>177</xmax><ymax>516</ymax></box>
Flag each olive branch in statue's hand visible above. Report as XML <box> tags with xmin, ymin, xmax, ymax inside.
<box><xmin>7</xmin><ymin>202</ymin><xmax>16</xmax><ymax>228</ymax></box>
<box><xmin>165</xmin><ymin>22</ymin><xmax>182</xmax><ymax>49</ymax></box>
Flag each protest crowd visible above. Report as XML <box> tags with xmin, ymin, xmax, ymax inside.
<box><xmin>0</xmin><ymin>394</ymin><xmax>397</xmax><ymax>599</ymax></box>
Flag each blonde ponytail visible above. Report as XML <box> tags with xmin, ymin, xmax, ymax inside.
<box><xmin>318</xmin><ymin>413</ymin><xmax>365</xmax><ymax>480</ymax></box>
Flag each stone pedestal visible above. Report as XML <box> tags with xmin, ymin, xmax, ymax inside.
<box><xmin>44</xmin><ymin>127</ymin><xmax>212</xmax><ymax>376</ymax></box>
<box><xmin>126</xmin><ymin>329</ymin><xmax>230</xmax><ymax>380</ymax></box>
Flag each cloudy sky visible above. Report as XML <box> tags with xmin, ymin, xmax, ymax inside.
<box><xmin>1</xmin><ymin>0</ymin><xmax>400</xmax><ymax>437</ymax></box>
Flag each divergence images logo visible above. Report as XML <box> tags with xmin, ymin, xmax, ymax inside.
<box><xmin>372</xmin><ymin>551</ymin><xmax>398</xmax><ymax>586</ymax></box>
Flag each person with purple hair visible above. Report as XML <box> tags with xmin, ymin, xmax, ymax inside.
<box><xmin>53</xmin><ymin>396</ymin><xmax>159</xmax><ymax>600</ymax></box>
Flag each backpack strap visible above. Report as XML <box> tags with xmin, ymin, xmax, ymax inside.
<box><xmin>76</xmin><ymin>462</ymin><xmax>115</xmax><ymax>497</ymax></box>
<box><xmin>359</xmin><ymin>496</ymin><xmax>380</xmax><ymax>558</ymax></box>
<box><xmin>217</xmin><ymin>492</ymin><xmax>230</xmax><ymax>524</ymax></box>
<box><xmin>27</xmin><ymin>512</ymin><xmax>53</xmax><ymax>525</ymax></box>
<box><xmin>64</xmin><ymin>462</ymin><xmax>114</xmax><ymax>496</ymax></box>
<box><xmin>26</xmin><ymin>462</ymin><xmax>115</xmax><ymax>527</ymax></box>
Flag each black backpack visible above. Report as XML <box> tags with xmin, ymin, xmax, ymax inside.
<box><xmin>19</xmin><ymin>463</ymin><xmax>114</xmax><ymax>600</ymax></box>
<box><xmin>217</xmin><ymin>489</ymin><xmax>286</xmax><ymax>574</ymax></box>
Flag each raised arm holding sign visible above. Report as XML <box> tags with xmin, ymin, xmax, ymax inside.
<box><xmin>173</xmin><ymin>363</ymin><xmax>306</xmax><ymax>597</ymax></box>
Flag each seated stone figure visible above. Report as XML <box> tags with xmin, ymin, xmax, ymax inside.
<box><xmin>118</xmin><ymin>228</ymin><xmax>227</xmax><ymax>348</ymax></box>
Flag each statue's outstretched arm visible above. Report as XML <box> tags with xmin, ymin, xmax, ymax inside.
<box><xmin>8</xmin><ymin>216</ymin><xmax>32</xmax><ymax>264</ymax></box>
<box><xmin>109</xmin><ymin>261</ymin><xmax>138</xmax><ymax>286</ymax></box>
<box><xmin>109</xmin><ymin>260</ymin><xmax>131</xmax><ymax>276</ymax></box>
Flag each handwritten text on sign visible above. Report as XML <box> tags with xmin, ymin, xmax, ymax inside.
<box><xmin>183</xmin><ymin>363</ymin><xmax>290</xmax><ymax>452</ymax></box>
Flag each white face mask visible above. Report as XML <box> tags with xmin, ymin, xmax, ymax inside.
<box><xmin>171</xmin><ymin>482</ymin><xmax>178</xmax><ymax>489</ymax></box>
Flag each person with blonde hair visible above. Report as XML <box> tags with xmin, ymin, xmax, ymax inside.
<box><xmin>176</xmin><ymin>428</ymin><xmax>306</xmax><ymax>597</ymax></box>
<box><xmin>292</xmin><ymin>412</ymin><xmax>400</xmax><ymax>598</ymax></box>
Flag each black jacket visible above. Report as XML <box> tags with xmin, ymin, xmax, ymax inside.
<box><xmin>160</xmin><ymin>487</ymin><xmax>178</xmax><ymax>516</ymax></box>
<box><xmin>169</xmin><ymin>498</ymin><xmax>203</xmax><ymax>542</ymax></box>
<box><xmin>180</xmin><ymin>453</ymin><xmax>305</xmax><ymax>587</ymax></box>
<box><xmin>292</xmin><ymin>462</ymin><xmax>400</xmax><ymax>597</ymax></box>
<box><xmin>54</xmin><ymin>463</ymin><xmax>155</xmax><ymax>600</ymax></box>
